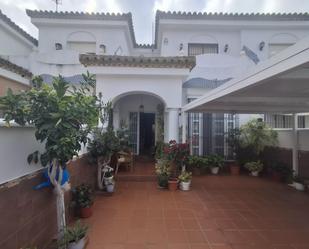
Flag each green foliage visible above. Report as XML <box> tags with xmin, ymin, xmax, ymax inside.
<box><xmin>155</xmin><ymin>158</ymin><xmax>171</xmax><ymax>176</ymax></box>
<box><xmin>88</xmin><ymin>128</ymin><xmax>120</xmax><ymax>161</ymax></box>
<box><xmin>240</xmin><ymin>119</ymin><xmax>278</xmax><ymax>155</ymax></box>
<box><xmin>71</xmin><ymin>184</ymin><xmax>94</xmax><ymax>208</ymax></box>
<box><xmin>187</xmin><ymin>155</ymin><xmax>208</xmax><ymax>169</ymax></box>
<box><xmin>207</xmin><ymin>154</ymin><xmax>224</xmax><ymax>168</ymax></box>
<box><xmin>155</xmin><ymin>141</ymin><xmax>167</xmax><ymax>160</ymax></box>
<box><xmin>59</xmin><ymin>220</ymin><xmax>88</xmax><ymax>247</ymax></box>
<box><xmin>244</xmin><ymin>161</ymin><xmax>263</xmax><ymax>172</ymax></box>
<box><xmin>227</xmin><ymin>119</ymin><xmax>278</xmax><ymax>165</ymax></box>
<box><xmin>156</xmin><ymin>103</ymin><xmax>164</xmax><ymax>142</ymax></box>
<box><xmin>116</xmin><ymin>120</ymin><xmax>131</xmax><ymax>151</ymax></box>
<box><xmin>0</xmin><ymin>73</ymin><xmax>98</xmax><ymax>167</ymax></box>
<box><xmin>178</xmin><ymin>170</ymin><xmax>192</xmax><ymax>182</ymax></box>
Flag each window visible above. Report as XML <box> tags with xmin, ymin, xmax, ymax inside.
<box><xmin>68</xmin><ymin>41</ymin><xmax>96</xmax><ymax>54</ymax></box>
<box><xmin>269</xmin><ymin>43</ymin><xmax>293</xmax><ymax>57</ymax></box>
<box><xmin>188</xmin><ymin>43</ymin><xmax>218</xmax><ymax>56</ymax></box>
<box><xmin>265</xmin><ymin>114</ymin><xmax>292</xmax><ymax>128</ymax></box>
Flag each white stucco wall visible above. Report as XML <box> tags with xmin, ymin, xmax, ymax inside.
<box><xmin>0</xmin><ymin>28</ymin><xmax>33</xmax><ymax>56</ymax></box>
<box><xmin>37</xmin><ymin>25</ymin><xmax>130</xmax><ymax>55</ymax></box>
<box><xmin>96</xmin><ymin>74</ymin><xmax>184</xmax><ymax>109</ymax></box>
<box><xmin>0</xmin><ymin>124</ymin><xmax>44</xmax><ymax>184</ymax></box>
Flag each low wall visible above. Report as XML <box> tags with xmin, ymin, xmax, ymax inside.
<box><xmin>0</xmin><ymin>155</ymin><xmax>96</xmax><ymax>249</ymax></box>
<box><xmin>263</xmin><ymin>146</ymin><xmax>309</xmax><ymax>178</ymax></box>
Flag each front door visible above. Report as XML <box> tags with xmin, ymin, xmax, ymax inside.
<box><xmin>139</xmin><ymin>113</ymin><xmax>155</xmax><ymax>155</ymax></box>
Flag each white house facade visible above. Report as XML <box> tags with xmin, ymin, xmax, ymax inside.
<box><xmin>1</xmin><ymin>9</ymin><xmax>309</xmax><ymax>157</ymax></box>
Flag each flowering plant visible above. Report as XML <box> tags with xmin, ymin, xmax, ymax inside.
<box><xmin>163</xmin><ymin>140</ymin><xmax>190</xmax><ymax>166</ymax></box>
<box><xmin>178</xmin><ymin>171</ymin><xmax>192</xmax><ymax>182</ymax></box>
<box><xmin>155</xmin><ymin>159</ymin><xmax>171</xmax><ymax>176</ymax></box>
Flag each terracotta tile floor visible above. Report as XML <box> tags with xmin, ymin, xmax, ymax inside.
<box><xmin>86</xmin><ymin>167</ymin><xmax>309</xmax><ymax>249</ymax></box>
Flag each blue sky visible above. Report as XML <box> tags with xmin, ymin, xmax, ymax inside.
<box><xmin>1</xmin><ymin>0</ymin><xmax>309</xmax><ymax>44</ymax></box>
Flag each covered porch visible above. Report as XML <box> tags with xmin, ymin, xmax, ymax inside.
<box><xmin>182</xmin><ymin>36</ymin><xmax>309</xmax><ymax>176</ymax></box>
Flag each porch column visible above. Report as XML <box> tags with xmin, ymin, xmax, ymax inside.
<box><xmin>181</xmin><ymin>111</ymin><xmax>187</xmax><ymax>143</ymax></box>
<box><xmin>166</xmin><ymin>108</ymin><xmax>179</xmax><ymax>142</ymax></box>
<box><xmin>292</xmin><ymin>113</ymin><xmax>299</xmax><ymax>175</ymax></box>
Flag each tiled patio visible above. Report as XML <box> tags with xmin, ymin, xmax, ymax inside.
<box><xmin>86</xmin><ymin>169</ymin><xmax>309</xmax><ymax>249</ymax></box>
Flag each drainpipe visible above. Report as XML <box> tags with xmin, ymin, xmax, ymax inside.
<box><xmin>181</xmin><ymin>111</ymin><xmax>187</xmax><ymax>143</ymax></box>
<box><xmin>292</xmin><ymin>113</ymin><xmax>299</xmax><ymax>175</ymax></box>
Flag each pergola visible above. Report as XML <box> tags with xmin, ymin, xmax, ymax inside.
<box><xmin>182</xmin><ymin>36</ymin><xmax>309</xmax><ymax>174</ymax></box>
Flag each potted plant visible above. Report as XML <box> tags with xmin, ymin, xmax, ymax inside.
<box><xmin>207</xmin><ymin>154</ymin><xmax>224</xmax><ymax>175</ymax></box>
<box><xmin>187</xmin><ymin>155</ymin><xmax>206</xmax><ymax>175</ymax></box>
<box><xmin>244</xmin><ymin>161</ymin><xmax>263</xmax><ymax>176</ymax></box>
<box><xmin>226</xmin><ymin>128</ymin><xmax>242</xmax><ymax>175</ymax></box>
<box><xmin>163</xmin><ymin>140</ymin><xmax>189</xmax><ymax>191</ymax></box>
<box><xmin>59</xmin><ymin>220</ymin><xmax>88</xmax><ymax>249</ymax></box>
<box><xmin>106</xmin><ymin>180</ymin><xmax>115</xmax><ymax>193</ymax></box>
<box><xmin>178</xmin><ymin>171</ymin><xmax>192</xmax><ymax>191</ymax></box>
<box><xmin>72</xmin><ymin>184</ymin><xmax>94</xmax><ymax>218</ymax></box>
<box><xmin>293</xmin><ymin>176</ymin><xmax>305</xmax><ymax>191</ymax></box>
<box><xmin>155</xmin><ymin>158</ymin><xmax>171</xmax><ymax>188</ymax></box>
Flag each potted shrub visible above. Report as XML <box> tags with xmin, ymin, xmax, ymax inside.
<box><xmin>155</xmin><ymin>159</ymin><xmax>171</xmax><ymax>188</ymax></box>
<box><xmin>59</xmin><ymin>220</ymin><xmax>88</xmax><ymax>249</ymax></box>
<box><xmin>72</xmin><ymin>184</ymin><xmax>94</xmax><ymax>218</ymax></box>
<box><xmin>178</xmin><ymin>171</ymin><xmax>192</xmax><ymax>191</ymax></box>
<box><xmin>293</xmin><ymin>176</ymin><xmax>305</xmax><ymax>191</ymax></box>
<box><xmin>207</xmin><ymin>154</ymin><xmax>224</xmax><ymax>175</ymax></box>
<box><xmin>244</xmin><ymin>161</ymin><xmax>263</xmax><ymax>176</ymax></box>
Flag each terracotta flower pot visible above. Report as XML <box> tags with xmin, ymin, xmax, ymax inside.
<box><xmin>168</xmin><ymin>179</ymin><xmax>178</xmax><ymax>191</ymax></box>
<box><xmin>230</xmin><ymin>164</ymin><xmax>240</xmax><ymax>175</ymax></box>
<box><xmin>80</xmin><ymin>206</ymin><xmax>93</xmax><ymax>218</ymax></box>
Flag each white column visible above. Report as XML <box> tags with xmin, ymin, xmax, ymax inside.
<box><xmin>182</xmin><ymin>111</ymin><xmax>187</xmax><ymax>143</ymax></box>
<box><xmin>166</xmin><ymin>108</ymin><xmax>179</xmax><ymax>142</ymax></box>
<box><xmin>292</xmin><ymin>113</ymin><xmax>299</xmax><ymax>175</ymax></box>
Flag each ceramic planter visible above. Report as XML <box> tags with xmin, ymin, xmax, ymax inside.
<box><xmin>157</xmin><ymin>174</ymin><xmax>169</xmax><ymax>188</ymax></box>
<box><xmin>106</xmin><ymin>184</ymin><xmax>115</xmax><ymax>193</ymax></box>
<box><xmin>211</xmin><ymin>167</ymin><xmax>219</xmax><ymax>175</ymax></box>
<box><xmin>80</xmin><ymin>206</ymin><xmax>92</xmax><ymax>218</ymax></box>
<box><xmin>294</xmin><ymin>182</ymin><xmax>305</xmax><ymax>191</ymax></box>
<box><xmin>179</xmin><ymin>181</ymin><xmax>191</xmax><ymax>191</ymax></box>
<box><xmin>104</xmin><ymin>176</ymin><xmax>114</xmax><ymax>185</ymax></box>
<box><xmin>230</xmin><ymin>164</ymin><xmax>240</xmax><ymax>175</ymax></box>
<box><xmin>68</xmin><ymin>237</ymin><xmax>86</xmax><ymax>249</ymax></box>
<box><xmin>251</xmin><ymin>171</ymin><xmax>259</xmax><ymax>177</ymax></box>
<box><xmin>168</xmin><ymin>179</ymin><xmax>178</xmax><ymax>191</ymax></box>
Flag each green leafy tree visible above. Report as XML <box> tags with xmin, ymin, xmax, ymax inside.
<box><xmin>0</xmin><ymin>72</ymin><xmax>99</xmax><ymax>240</ymax></box>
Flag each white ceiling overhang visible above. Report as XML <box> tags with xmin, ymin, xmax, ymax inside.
<box><xmin>182</xmin><ymin>36</ymin><xmax>309</xmax><ymax>114</ymax></box>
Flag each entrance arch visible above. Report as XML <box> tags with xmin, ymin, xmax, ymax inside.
<box><xmin>112</xmin><ymin>92</ymin><xmax>165</xmax><ymax>155</ymax></box>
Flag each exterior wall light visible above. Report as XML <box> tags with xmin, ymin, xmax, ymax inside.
<box><xmin>259</xmin><ymin>41</ymin><xmax>265</xmax><ymax>51</ymax></box>
<box><xmin>139</xmin><ymin>104</ymin><xmax>144</xmax><ymax>113</ymax></box>
<box><xmin>179</xmin><ymin>43</ymin><xmax>183</xmax><ymax>51</ymax></box>
<box><xmin>163</xmin><ymin>38</ymin><xmax>168</xmax><ymax>45</ymax></box>
<box><xmin>224</xmin><ymin>44</ymin><xmax>229</xmax><ymax>53</ymax></box>
<box><xmin>99</xmin><ymin>44</ymin><xmax>106</xmax><ymax>54</ymax></box>
<box><xmin>55</xmin><ymin>43</ymin><xmax>62</xmax><ymax>50</ymax></box>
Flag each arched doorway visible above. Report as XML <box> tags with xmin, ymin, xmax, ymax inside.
<box><xmin>113</xmin><ymin>92</ymin><xmax>165</xmax><ymax>156</ymax></box>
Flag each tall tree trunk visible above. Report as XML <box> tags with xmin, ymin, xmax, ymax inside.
<box><xmin>49</xmin><ymin>159</ymin><xmax>66</xmax><ymax>242</ymax></box>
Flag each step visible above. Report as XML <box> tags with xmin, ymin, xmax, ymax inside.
<box><xmin>115</xmin><ymin>174</ymin><xmax>156</xmax><ymax>182</ymax></box>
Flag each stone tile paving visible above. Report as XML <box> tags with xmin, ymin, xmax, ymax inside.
<box><xmin>86</xmin><ymin>174</ymin><xmax>309</xmax><ymax>249</ymax></box>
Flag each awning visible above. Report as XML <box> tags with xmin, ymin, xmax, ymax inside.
<box><xmin>182</xmin><ymin>36</ymin><xmax>309</xmax><ymax>176</ymax></box>
<box><xmin>182</xmin><ymin>36</ymin><xmax>309</xmax><ymax>114</ymax></box>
